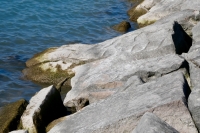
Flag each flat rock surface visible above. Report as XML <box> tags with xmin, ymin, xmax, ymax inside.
<box><xmin>132</xmin><ymin>112</ymin><xmax>179</xmax><ymax>133</ymax></box>
<box><xmin>48</xmin><ymin>71</ymin><xmax>197</xmax><ymax>133</ymax></box>
<box><xmin>0</xmin><ymin>99</ymin><xmax>28</xmax><ymax>133</ymax></box>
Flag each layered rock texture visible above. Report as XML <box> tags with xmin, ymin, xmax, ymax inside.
<box><xmin>19</xmin><ymin>0</ymin><xmax>200</xmax><ymax>132</ymax></box>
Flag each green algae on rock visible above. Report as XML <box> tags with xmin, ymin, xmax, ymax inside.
<box><xmin>0</xmin><ymin>99</ymin><xmax>28</xmax><ymax>133</ymax></box>
<box><xmin>26</xmin><ymin>48</ymin><xmax>57</xmax><ymax>67</ymax></box>
<box><xmin>23</xmin><ymin>62</ymin><xmax>75</xmax><ymax>87</ymax></box>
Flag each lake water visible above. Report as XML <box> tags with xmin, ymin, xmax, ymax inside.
<box><xmin>0</xmin><ymin>0</ymin><xmax>136</xmax><ymax>107</ymax></box>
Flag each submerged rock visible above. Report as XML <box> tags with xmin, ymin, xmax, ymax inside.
<box><xmin>112</xmin><ymin>21</ymin><xmax>131</xmax><ymax>32</ymax></box>
<box><xmin>48</xmin><ymin>71</ymin><xmax>197</xmax><ymax>133</ymax></box>
<box><xmin>132</xmin><ymin>112</ymin><xmax>179</xmax><ymax>133</ymax></box>
<box><xmin>21</xmin><ymin>85</ymin><xmax>67</xmax><ymax>133</ymax></box>
<box><xmin>0</xmin><ymin>99</ymin><xmax>28</xmax><ymax>133</ymax></box>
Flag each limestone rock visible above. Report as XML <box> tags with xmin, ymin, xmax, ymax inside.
<box><xmin>132</xmin><ymin>112</ymin><xmax>179</xmax><ymax>133</ymax></box>
<box><xmin>64</xmin><ymin>54</ymin><xmax>185</xmax><ymax>108</ymax></box>
<box><xmin>184</xmin><ymin>22</ymin><xmax>200</xmax><ymax>131</ymax></box>
<box><xmin>21</xmin><ymin>85</ymin><xmax>67</xmax><ymax>133</ymax></box>
<box><xmin>23</xmin><ymin>10</ymin><xmax>196</xmax><ymax>110</ymax></box>
<box><xmin>136</xmin><ymin>0</ymin><xmax>200</xmax><ymax>27</ymax></box>
<box><xmin>9</xmin><ymin>130</ymin><xmax>28</xmax><ymax>133</ymax></box>
<box><xmin>48</xmin><ymin>71</ymin><xmax>197</xmax><ymax>133</ymax></box>
<box><xmin>188</xmin><ymin>89</ymin><xmax>200</xmax><ymax>132</ymax></box>
<box><xmin>181</xmin><ymin>22</ymin><xmax>200</xmax><ymax>88</ymax></box>
<box><xmin>112</xmin><ymin>21</ymin><xmax>131</xmax><ymax>32</ymax></box>
<box><xmin>128</xmin><ymin>0</ymin><xmax>161</xmax><ymax>22</ymax></box>
<box><xmin>0</xmin><ymin>99</ymin><xmax>28</xmax><ymax>133</ymax></box>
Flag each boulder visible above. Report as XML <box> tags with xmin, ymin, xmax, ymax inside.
<box><xmin>136</xmin><ymin>0</ymin><xmax>200</xmax><ymax>27</ymax></box>
<box><xmin>182</xmin><ymin>21</ymin><xmax>200</xmax><ymax>131</ymax></box>
<box><xmin>112</xmin><ymin>21</ymin><xmax>131</xmax><ymax>32</ymax></box>
<box><xmin>132</xmin><ymin>112</ymin><xmax>179</xmax><ymax>133</ymax></box>
<box><xmin>48</xmin><ymin>71</ymin><xmax>197</xmax><ymax>133</ymax></box>
<box><xmin>23</xmin><ymin>10</ymin><xmax>197</xmax><ymax>111</ymax></box>
<box><xmin>0</xmin><ymin>99</ymin><xmax>28</xmax><ymax>133</ymax></box>
<box><xmin>128</xmin><ymin>0</ymin><xmax>161</xmax><ymax>22</ymax></box>
<box><xmin>20</xmin><ymin>85</ymin><xmax>67</xmax><ymax>133</ymax></box>
<box><xmin>9</xmin><ymin>130</ymin><xmax>28</xmax><ymax>133</ymax></box>
<box><xmin>64</xmin><ymin>54</ymin><xmax>185</xmax><ymax>108</ymax></box>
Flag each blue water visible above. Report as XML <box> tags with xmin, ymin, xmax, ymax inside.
<box><xmin>0</xmin><ymin>0</ymin><xmax>135</xmax><ymax>107</ymax></box>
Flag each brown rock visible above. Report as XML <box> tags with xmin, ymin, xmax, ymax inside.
<box><xmin>112</xmin><ymin>21</ymin><xmax>131</xmax><ymax>32</ymax></box>
<box><xmin>0</xmin><ymin>99</ymin><xmax>28</xmax><ymax>133</ymax></box>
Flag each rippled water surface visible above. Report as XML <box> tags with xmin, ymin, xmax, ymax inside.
<box><xmin>0</xmin><ymin>0</ymin><xmax>135</xmax><ymax>107</ymax></box>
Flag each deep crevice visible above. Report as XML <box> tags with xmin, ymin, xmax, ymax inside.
<box><xmin>172</xmin><ymin>21</ymin><xmax>192</xmax><ymax>55</ymax></box>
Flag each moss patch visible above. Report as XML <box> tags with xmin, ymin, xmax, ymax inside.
<box><xmin>23</xmin><ymin>63</ymin><xmax>75</xmax><ymax>86</ymax></box>
<box><xmin>0</xmin><ymin>99</ymin><xmax>28</xmax><ymax>133</ymax></box>
<box><xmin>26</xmin><ymin>47</ymin><xmax>57</xmax><ymax>67</ymax></box>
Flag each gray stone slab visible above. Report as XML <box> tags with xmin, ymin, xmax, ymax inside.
<box><xmin>188</xmin><ymin>89</ymin><xmax>200</xmax><ymax>132</ymax></box>
<box><xmin>22</xmin><ymin>10</ymin><xmax>196</xmax><ymax>110</ymax></box>
<box><xmin>48</xmin><ymin>71</ymin><xmax>197</xmax><ymax>133</ymax></box>
<box><xmin>21</xmin><ymin>85</ymin><xmax>67</xmax><ymax>133</ymax></box>
<box><xmin>64</xmin><ymin>54</ymin><xmax>185</xmax><ymax>108</ymax></box>
<box><xmin>132</xmin><ymin>112</ymin><xmax>179</xmax><ymax>133</ymax></box>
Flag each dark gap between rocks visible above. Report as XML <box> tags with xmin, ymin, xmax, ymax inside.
<box><xmin>172</xmin><ymin>21</ymin><xmax>192</xmax><ymax>55</ymax></box>
<box><xmin>179</xmin><ymin>60</ymin><xmax>191</xmax><ymax>105</ymax></box>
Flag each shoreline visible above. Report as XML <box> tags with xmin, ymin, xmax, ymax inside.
<box><xmin>1</xmin><ymin>0</ymin><xmax>200</xmax><ymax>133</ymax></box>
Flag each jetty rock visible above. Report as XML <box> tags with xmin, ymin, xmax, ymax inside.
<box><xmin>48</xmin><ymin>70</ymin><xmax>197</xmax><ymax>133</ymax></box>
<box><xmin>130</xmin><ymin>0</ymin><xmax>200</xmax><ymax>27</ymax></box>
<box><xmin>112</xmin><ymin>21</ymin><xmax>131</xmax><ymax>32</ymax></box>
<box><xmin>132</xmin><ymin>112</ymin><xmax>179</xmax><ymax>133</ymax></box>
<box><xmin>24</xmin><ymin>9</ymin><xmax>196</xmax><ymax>109</ymax></box>
<box><xmin>0</xmin><ymin>99</ymin><xmax>28</xmax><ymax>133</ymax></box>
<box><xmin>182</xmin><ymin>21</ymin><xmax>200</xmax><ymax>131</ymax></box>
<box><xmin>20</xmin><ymin>85</ymin><xmax>67</xmax><ymax>133</ymax></box>
<box><xmin>22</xmin><ymin>1</ymin><xmax>200</xmax><ymax>132</ymax></box>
